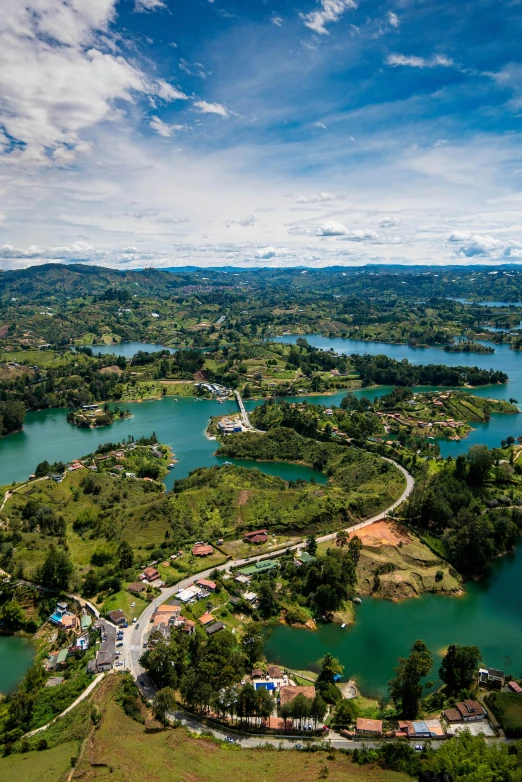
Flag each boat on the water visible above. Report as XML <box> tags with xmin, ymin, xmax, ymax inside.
<box><xmin>353</xmin><ymin>597</ymin><xmax>362</xmax><ymax>605</ymax></box>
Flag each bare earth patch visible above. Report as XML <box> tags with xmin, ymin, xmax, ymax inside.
<box><xmin>349</xmin><ymin>520</ymin><xmax>412</xmax><ymax>547</ymax></box>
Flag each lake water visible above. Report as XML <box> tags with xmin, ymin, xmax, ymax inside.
<box><xmin>3</xmin><ymin>335</ymin><xmax>522</xmax><ymax>695</ymax></box>
<box><xmin>265</xmin><ymin>543</ymin><xmax>522</xmax><ymax>698</ymax></box>
<box><xmin>0</xmin><ymin>635</ymin><xmax>34</xmax><ymax>694</ymax></box>
<box><xmin>85</xmin><ymin>341</ymin><xmax>176</xmax><ymax>358</ymax></box>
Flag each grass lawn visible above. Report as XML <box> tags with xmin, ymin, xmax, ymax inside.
<box><xmin>0</xmin><ymin>350</ymin><xmax>69</xmax><ymax>367</ymax></box>
<box><xmin>100</xmin><ymin>589</ymin><xmax>148</xmax><ymax>622</ymax></box>
<box><xmin>77</xmin><ymin>685</ymin><xmax>411</xmax><ymax>782</ymax></box>
<box><xmin>0</xmin><ymin>740</ymin><xmax>80</xmax><ymax>782</ymax></box>
<box><xmin>222</xmin><ymin>534</ymin><xmax>301</xmax><ymax>560</ymax></box>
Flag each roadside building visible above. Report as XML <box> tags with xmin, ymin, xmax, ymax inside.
<box><xmin>128</xmin><ymin>581</ymin><xmax>147</xmax><ymax>595</ymax></box>
<box><xmin>508</xmin><ymin>681</ymin><xmax>522</xmax><ymax>694</ymax></box>
<box><xmin>192</xmin><ymin>543</ymin><xmax>213</xmax><ymax>557</ymax></box>
<box><xmin>355</xmin><ymin>718</ymin><xmax>383</xmax><ymax>738</ymax></box>
<box><xmin>238</xmin><ymin>559</ymin><xmax>278</xmax><ymax>576</ymax></box>
<box><xmin>106</xmin><ymin>609</ymin><xmax>126</xmax><ymax>627</ymax></box>
<box><xmin>143</xmin><ymin>566</ymin><xmax>160</xmax><ymax>582</ymax></box>
<box><xmin>81</xmin><ymin>614</ymin><xmax>93</xmax><ymax>632</ymax></box>
<box><xmin>295</xmin><ymin>551</ymin><xmax>316</xmax><ymax>566</ymax></box>
<box><xmin>443</xmin><ymin>700</ymin><xmax>486</xmax><ymax>724</ymax></box>
<box><xmin>196</xmin><ymin>578</ymin><xmax>217</xmax><ymax>591</ymax></box>
<box><xmin>243</xmin><ymin>529</ymin><xmax>269</xmax><ymax>545</ymax></box>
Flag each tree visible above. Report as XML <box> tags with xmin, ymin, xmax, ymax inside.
<box><xmin>310</xmin><ymin>693</ymin><xmax>327</xmax><ymax>726</ymax></box>
<box><xmin>334</xmin><ymin>698</ymin><xmax>359</xmax><ymax>727</ymax></box>
<box><xmin>467</xmin><ymin>444</ymin><xmax>493</xmax><ymax>485</ymax></box>
<box><xmin>348</xmin><ymin>535</ymin><xmax>362</xmax><ymax>566</ymax></box>
<box><xmin>241</xmin><ymin>628</ymin><xmax>264</xmax><ymax>666</ymax></box>
<box><xmin>257</xmin><ymin>580</ymin><xmax>280</xmax><ymax>618</ymax></box>
<box><xmin>117</xmin><ymin>540</ymin><xmax>134</xmax><ymax>569</ymax></box>
<box><xmin>0</xmin><ymin>600</ymin><xmax>25</xmax><ymax>629</ymax></box>
<box><xmin>336</xmin><ymin>530</ymin><xmax>348</xmax><ymax>548</ymax></box>
<box><xmin>38</xmin><ymin>546</ymin><xmax>73</xmax><ymax>591</ymax></box>
<box><xmin>439</xmin><ymin>644</ymin><xmax>482</xmax><ymax>696</ymax></box>
<box><xmin>388</xmin><ymin>640</ymin><xmax>433</xmax><ymax>719</ymax></box>
<box><xmin>306</xmin><ymin>534</ymin><xmax>317</xmax><ymax>556</ymax></box>
<box><xmin>152</xmin><ymin>687</ymin><xmax>176</xmax><ymax>727</ymax></box>
<box><xmin>318</xmin><ymin>653</ymin><xmax>344</xmax><ymax>685</ymax></box>
<box><xmin>290</xmin><ymin>693</ymin><xmax>311</xmax><ymax>729</ymax></box>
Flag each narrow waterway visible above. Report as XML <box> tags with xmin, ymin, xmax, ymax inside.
<box><xmin>0</xmin><ymin>635</ymin><xmax>34</xmax><ymax>694</ymax></box>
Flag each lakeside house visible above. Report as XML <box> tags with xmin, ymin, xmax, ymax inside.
<box><xmin>478</xmin><ymin>667</ymin><xmax>505</xmax><ymax>689</ymax></box>
<box><xmin>396</xmin><ymin>719</ymin><xmax>445</xmax><ymax>739</ymax></box>
<box><xmin>49</xmin><ymin>601</ymin><xmax>78</xmax><ymax>630</ymax></box>
<box><xmin>279</xmin><ymin>685</ymin><xmax>316</xmax><ymax>707</ymax></box>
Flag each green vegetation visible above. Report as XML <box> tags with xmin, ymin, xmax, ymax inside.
<box><xmin>485</xmin><ymin>691</ymin><xmax>522</xmax><ymax>737</ymax></box>
<box><xmin>66</xmin><ymin>403</ymin><xmax>131</xmax><ymax>429</ymax></box>
<box><xmin>217</xmin><ymin>427</ymin><xmax>405</xmax><ymax>519</ymax></box>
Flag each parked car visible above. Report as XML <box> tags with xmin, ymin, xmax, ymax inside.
<box><xmin>116</xmin><ymin>642</ymin><xmax>123</xmax><ymax>647</ymax></box>
<box><xmin>115</xmin><ymin>661</ymin><xmax>124</xmax><ymax>667</ymax></box>
<box><xmin>135</xmin><ymin>623</ymin><xmax>139</xmax><ymax>629</ymax></box>
<box><xmin>414</xmin><ymin>744</ymin><xmax>424</xmax><ymax>752</ymax></box>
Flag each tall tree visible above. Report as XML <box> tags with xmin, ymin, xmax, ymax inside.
<box><xmin>439</xmin><ymin>644</ymin><xmax>482</xmax><ymax>696</ymax></box>
<box><xmin>117</xmin><ymin>540</ymin><xmax>134</xmax><ymax>569</ymax></box>
<box><xmin>388</xmin><ymin>640</ymin><xmax>433</xmax><ymax>718</ymax></box>
<box><xmin>38</xmin><ymin>546</ymin><xmax>73</xmax><ymax>591</ymax></box>
<box><xmin>318</xmin><ymin>653</ymin><xmax>344</xmax><ymax>685</ymax></box>
<box><xmin>152</xmin><ymin>687</ymin><xmax>176</xmax><ymax>727</ymax></box>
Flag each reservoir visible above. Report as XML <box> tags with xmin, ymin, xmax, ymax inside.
<box><xmin>265</xmin><ymin>542</ymin><xmax>522</xmax><ymax>698</ymax></box>
<box><xmin>2</xmin><ymin>337</ymin><xmax>522</xmax><ymax>695</ymax></box>
<box><xmin>0</xmin><ymin>635</ymin><xmax>34</xmax><ymax>694</ymax></box>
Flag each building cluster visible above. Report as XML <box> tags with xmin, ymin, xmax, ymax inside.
<box><xmin>46</xmin><ymin>602</ymin><xmax>94</xmax><ymax>680</ymax></box>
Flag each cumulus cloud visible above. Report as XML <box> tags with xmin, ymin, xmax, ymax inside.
<box><xmin>378</xmin><ymin>215</ymin><xmax>401</xmax><ymax>227</ymax></box>
<box><xmin>448</xmin><ymin>231</ymin><xmax>506</xmax><ymax>257</ymax></box>
<box><xmin>255</xmin><ymin>246</ymin><xmax>288</xmax><ymax>259</ymax></box>
<box><xmin>296</xmin><ymin>192</ymin><xmax>342</xmax><ymax>203</ymax></box>
<box><xmin>149</xmin><ymin>117</ymin><xmax>185</xmax><ymax>137</ymax></box>
<box><xmin>301</xmin><ymin>0</ymin><xmax>357</xmax><ymax>36</ymax></box>
<box><xmin>193</xmin><ymin>101</ymin><xmax>229</xmax><ymax>117</ymax></box>
<box><xmin>386</xmin><ymin>53</ymin><xmax>454</xmax><ymax>68</ymax></box>
<box><xmin>0</xmin><ymin>0</ymin><xmax>185</xmax><ymax>165</ymax></box>
<box><xmin>317</xmin><ymin>221</ymin><xmax>350</xmax><ymax>236</ymax></box>
<box><xmin>388</xmin><ymin>11</ymin><xmax>399</xmax><ymax>28</ymax></box>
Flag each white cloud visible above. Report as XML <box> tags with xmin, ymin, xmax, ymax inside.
<box><xmin>255</xmin><ymin>246</ymin><xmax>288</xmax><ymax>259</ymax></box>
<box><xmin>315</xmin><ymin>122</ymin><xmax>327</xmax><ymax>130</ymax></box>
<box><xmin>448</xmin><ymin>231</ymin><xmax>507</xmax><ymax>257</ymax></box>
<box><xmin>134</xmin><ymin>0</ymin><xmax>166</xmax><ymax>11</ymax></box>
<box><xmin>193</xmin><ymin>101</ymin><xmax>229</xmax><ymax>117</ymax></box>
<box><xmin>386</xmin><ymin>53</ymin><xmax>454</xmax><ymax>68</ymax></box>
<box><xmin>301</xmin><ymin>0</ymin><xmax>357</xmax><ymax>36</ymax></box>
<box><xmin>0</xmin><ymin>0</ymin><xmax>184</xmax><ymax>164</ymax></box>
<box><xmin>317</xmin><ymin>220</ymin><xmax>350</xmax><ymax>235</ymax></box>
<box><xmin>179</xmin><ymin>59</ymin><xmax>208</xmax><ymax>80</ymax></box>
<box><xmin>388</xmin><ymin>11</ymin><xmax>399</xmax><ymax>28</ymax></box>
<box><xmin>296</xmin><ymin>192</ymin><xmax>341</xmax><ymax>203</ymax></box>
<box><xmin>149</xmin><ymin>117</ymin><xmax>185</xmax><ymax>138</ymax></box>
<box><xmin>272</xmin><ymin>16</ymin><xmax>283</xmax><ymax>26</ymax></box>
<box><xmin>378</xmin><ymin>215</ymin><xmax>401</xmax><ymax>227</ymax></box>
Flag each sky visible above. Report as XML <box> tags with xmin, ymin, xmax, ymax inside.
<box><xmin>1</xmin><ymin>0</ymin><xmax>522</xmax><ymax>270</ymax></box>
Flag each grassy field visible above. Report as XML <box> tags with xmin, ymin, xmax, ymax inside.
<box><xmin>100</xmin><ymin>589</ymin><xmax>149</xmax><ymax>623</ymax></box>
<box><xmin>76</xmin><ymin>681</ymin><xmax>412</xmax><ymax>782</ymax></box>
<box><xmin>0</xmin><ymin>740</ymin><xmax>80</xmax><ymax>782</ymax></box>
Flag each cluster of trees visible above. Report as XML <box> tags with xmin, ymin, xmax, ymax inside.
<box><xmin>0</xmin><ymin>400</ymin><xmax>25</xmax><ymax>437</ymax></box>
<box><xmin>277</xmin><ymin>537</ymin><xmax>362</xmax><ymax>615</ymax></box>
<box><xmin>389</xmin><ymin>640</ymin><xmax>482</xmax><ymax>719</ymax></box>
<box><xmin>404</xmin><ymin>445</ymin><xmax>522</xmax><ymax>574</ymax></box>
<box><xmin>351</xmin><ymin>354</ymin><xmax>507</xmax><ymax>387</ymax></box>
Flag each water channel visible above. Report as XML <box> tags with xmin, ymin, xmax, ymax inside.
<box><xmin>2</xmin><ymin>337</ymin><xmax>522</xmax><ymax>694</ymax></box>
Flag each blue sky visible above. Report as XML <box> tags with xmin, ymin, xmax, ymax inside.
<box><xmin>0</xmin><ymin>0</ymin><xmax>521</xmax><ymax>269</ymax></box>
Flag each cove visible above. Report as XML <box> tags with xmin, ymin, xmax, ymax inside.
<box><xmin>265</xmin><ymin>542</ymin><xmax>522</xmax><ymax>700</ymax></box>
<box><xmin>0</xmin><ymin>397</ymin><xmax>326</xmax><ymax>489</ymax></box>
<box><xmin>0</xmin><ymin>635</ymin><xmax>34</xmax><ymax>694</ymax></box>
<box><xmin>273</xmin><ymin>334</ymin><xmax>522</xmax><ymax>457</ymax></box>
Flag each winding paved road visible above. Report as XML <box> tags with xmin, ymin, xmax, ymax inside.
<box><xmin>127</xmin><ymin>456</ymin><xmax>415</xmax><ymax>745</ymax></box>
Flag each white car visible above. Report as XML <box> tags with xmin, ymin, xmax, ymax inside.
<box><xmin>115</xmin><ymin>661</ymin><xmax>124</xmax><ymax>667</ymax></box>
<box><xmin>131</xmin><ymin>602</ymin><xmax>136</xmax><ymax>608</ymax></box>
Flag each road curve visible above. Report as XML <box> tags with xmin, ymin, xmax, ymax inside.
<box><xmin>128</xmin><ymin>456</ymin><xmax>415</xmax><ymax>708</ymax></box>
